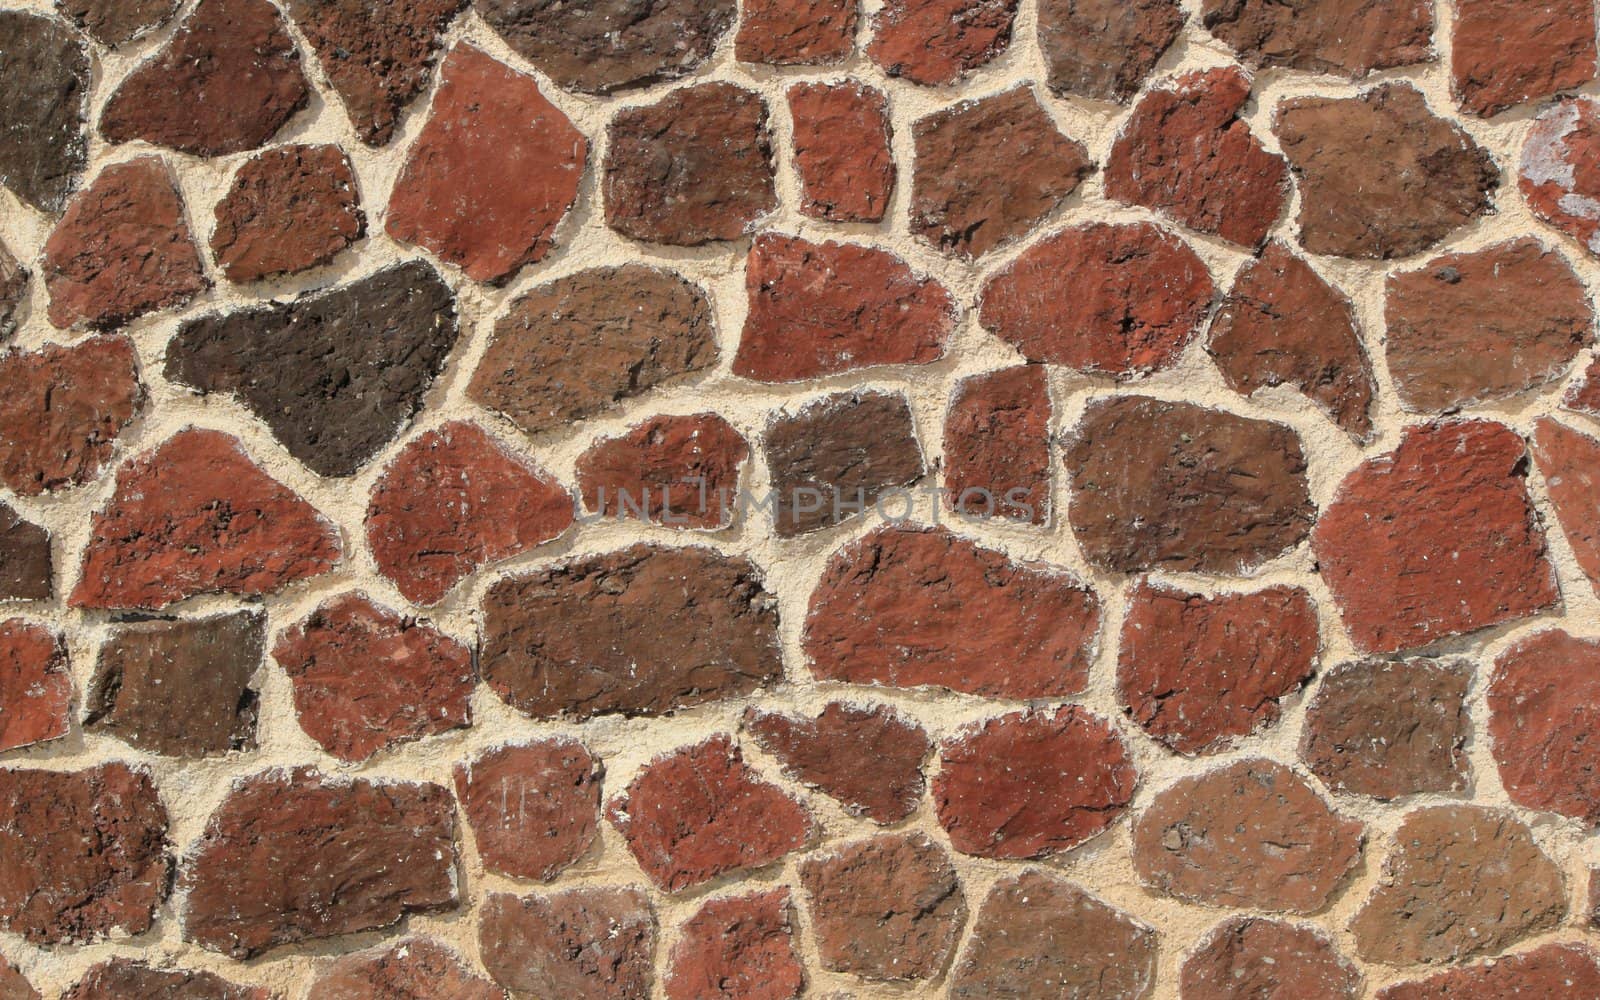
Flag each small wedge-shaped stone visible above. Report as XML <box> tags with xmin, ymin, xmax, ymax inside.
<box><xmin>1531</xmin><ymin>417</ymin><xmax>1600</xmax><ymax>598</ymax></box>
<box><xmin>0</xmin><ymin>620</ymin><xmax>70</xmax><ymax>752</ymax></box>
<box><xmin>0</xmin><ymin>505</ymin><xmax>51</xmax><ymax>602</ymax></box>
<box><xmin>0</xmin><ymin>12</ymin><xmax>89</xmax><ymax>212</ymax></box>
<box><xmin>744</xmin><ymin>702</ymin><xmax>930</xmax><ymax>824</ymax></box>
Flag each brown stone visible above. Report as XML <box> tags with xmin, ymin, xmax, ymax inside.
<box><xmin>744</xmin><ymin>702</ymin><xmax>929</xmax><ymax>824</ymax></box>
<box><xmin>0</xmin><ymin>505</ymin><xmax>51</xmax><ymax>602</ymax></box>
<box><xmin>210</xmin><ymin>144</ymin><xmax>364</xmax><ymax>283</ymax></box>
<box><xmin>1065</xmin><ymin>396</ymin><xmax>1314</xmax><ymax>574</ymax></box>
<box><xmin>1489</xmin><ymin>629</ymin><xmax>1600</xmax><ymax>824</ymax></box>
<box><xmin>0</xmin><ymin>620</ymin><xmax>69</xmax><ymax>753</ymax></box>
<box><xmin>788</xmin><ymin>81</ymin><xmax>893</xmax><ymax>222</ymax></box>
<box><xmin>62</xmin><ymin>959</ymin><xmax>268</xmax><ymax>1000</ymax></box>
<box><xmin>454</xmin><ymin>740</ymin><xmax>601</xmax><ymax>882</ymax></box>
<box><xmin>1379</xmin><ymin>943</ymin><xmax>1600</xmax><ymax>999</ymax></box>
<box><xmin>735</xmin><ymin>234</ymin><xmax>954</xmax><ymax>382</ymax></box>
<box><xmin>1350</xmin><ymin>805</ymin><xmax>1565</xmax><ymax>965</ymax></box>
<box><xmin>273</xmin><ymin>593</ymin><xmax>475</xmax><ymax>762</ymax></box>
<box><xmin>607</xmin><ymin>735</ymin><xmax>813</xmax><ymax>892</ymax></box>
<box><xmin>805</xmin><ymin>525</ymin><xmax>1101</xmax><ymax>699</ymax></box>
<box><xmin>86</xmin><ymin>612</ymin><xmax>264</xmax><ymax>758</ymax></box>
<box><xmin>1132</xmin><ymin>759</ymin><xmax>1362</xmax><ymax>912</ymax></box>
<box><xmin>867</xmin><ymin>0</ymin><xmax>1016</xmax><ymax>85</ymax></box>
<box><xmin>99</xmin><ymin>0</ymin><xmax>309</xmax><ymax>156</ymax></box>
<box><xmin>1312</xmin><ymin>420</ymin><xmax>1558</xmax><ymax>654</ymax></box>
<box><xmin>479</xmin><ymin>887</ymin><xmax>656</xmax><ymax>1000</ymax></box>
<box><xmin>0</xmin><ymin>335</ymin><xmax>141</xmax><ymax>496</ymax></box>
<box><xmin>1182</xmin><ymin>917</ymin><xmax>1361</xmax><ymax>1000</ymax></box>
<box><xmin>1302</xmin><ymin>659</ymin><xmax>1472</xmax><ymax>800</ymax></box>
<box><xmin>0</xmin><ymin>955</ymin><xmax>33</xmax><ymax>1000</ymax></box>
<box><xmin>0</xmin><ymin>763</ymin><xmax>169</xmax><ymax>945</ymax></box>
<box><xmin>1107</xmin><ymin>68</ymin><xmax>1289</xmax><ymax>247</ymax></box>
<box><xmin>1567</xmin><ymin>358</ymin><xmax>1600</xmax><ymax>414</ymax></box>
<box><xmin>1522</xmin><ymin>99</ymin><xmax>1600</xmax><ymax>255</ymax></box>
<box><xmin>950</xmin><ymin>871</ymin><xmax>1158</xmax><ymax>999</ymax></box>
<box><xmin>576</xmin><ymin>413</ymin><xmax>749</xmax><ymax>530</ymax></box>
<box><xmin>71</xmin><ymin>429</ymin><xmax>341</xmax><ymax>610</ymax></box>
<box><xmin>1118</xmin><ymin>580</ymin><xmax>1320</xmax><ymax>756</ymax></box>
<box><xmin>1207</xmin><ymin>240</ymin><xmax>1376</xmax><ymax>438</ymax></box>
<box><xmin>1202</xmin><ymin>0</ymin><xmax>1434</xmax><ymax>77</ymax></box>
<box><xmin>763</xmin><ymin>391</ymin><xmax>925</xmax><ymax>536</ymax></box>
<box><xmin>1532</xmin><ymin>418</ymin><xmax>1600</xmax><ymax>597</ymax></box>
<box><xmin>367</xmin><ymin>421</ymin><xmax>572</xmax><ymax>606</ymax></box>
<box><xmin>943</xmin><ymin>365</ymin><xmax>1052</xmax><ymax>523</ymax></box>
<box><xmin>1453</xmin><ymin>0</ymin><xmax>1595</xmax><ymax>117</ymax></box>
<box><xmin>0</xmin><ymin>240</ymin><xmax>24</xmax><ymax>341</ymax></box>
<box><xmin>0</xmin><ymin>12</ymin><xmax>89</xmax><ymax>213</ymax></box>
<box><xmin>1275</xmin><ymin>84</ymin><xmax>1498</xmax><ymax>259</ymax></box>
<box><xmin>737</xmin><ymin>0</ymin><xmax>856</xmax><ymax>64</ymax></box>
<box><xmin>665</xmin><ymin>890</ymin><xmax>803</xmax><ymax>1000</ymax></box>
<box><xmin>605</xmin><ymin>83</ymin><xmax>775</xmax><ymax>246</ymax></box>
<box><xmin>42</xmin><ymin>157</ymin><xmax>206</xmax><ymax>329</ymax></box>
<box><xmin>911</xmin><ymin>87</ymin><xmax>1093</xmax><ymax>258</ymax></box>
<box><xmin>935</xmin><ymin>706</ymin><xmax>1136</xmax><ymax>859</ymax></box>
<box><xmin>979</xmin><ymin>223</ymin><xmax>1213</xmax><ymax>376</ymax></box>
<box><xmin>388</xmin><ymin>44</ymin><xmax>586</xmax><ymax>283</ymax></box>
<box><xmin>312</xmin><ymin>938</ymin><xmax>502</xmax><ymax>1000</ymax></box>
<box><xmin>800</xmin><ymin>833</ymin><xmax>965</xmax><ymax>981</ymax></box>
<box><xmin>481</xmin><ymin>544</ymin><xmax>781</xmax><ymax>720</ymax></box>
<box><xmin>58</xmin><ymin>0</ymin><xmax>180</xmax><ymax>47</ymax></box>
<box><xmin>469</xmin><ymin>265</ymin><xmax>716</xmax><ymax>436</ymax></box>
<box><xmin>1039</xmin><ymin>0</ymin><xmax>1185</xmax><ymax>103</ymax></box>
<box><xmin>182</xmin><ymin>767</ymin><xmax>457</xmax><ymax>958</ymax></box>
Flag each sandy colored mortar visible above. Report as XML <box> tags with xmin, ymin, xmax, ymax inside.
<box><xmin>2</xmin><ymin>0</ymin><xmax>1600</xmax><ymax>996</ymax></box>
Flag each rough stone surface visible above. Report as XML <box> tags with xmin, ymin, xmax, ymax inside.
<box><xmin>1039</xmin><ymin>0</ymin><xmax>1184</xmax><ymax>103</ymax></box>
<box><xmin>0</xmin><ymin>957</ymin><xmax>35</xmax><ymax>1000</ymax></box>
<box><xmin>273</xmin><ymin>593</ymin><xmax>475</xmax><ymax>762</ymax></box>
<box><xmin>1350</xmin><ymin>805</ymin><xmax>1566</xmax><ymax>965</ymax></box>
<box><xmin>1117</xmin><ymin>580</ymin><xmax>1320</xmax><ymax>756</ymax></box>
<box><xmin>0</xmin><ymin>335</ymin><xmax>142</xmax><ymax>496</ymax></box>
<box><xmin>182</xmin><ymin>768</ymin><xmax>457</xmax><ymax>959</ymax></box>
<box><xmin>943</xmin><ymin>365</ymin><xmax>1052</xmax><ymax>523</ymax></box>
<box><xmin>0</xmin><ymin>12</ymin><xmax>89</xmax><ymax>213</ymax></box>
<box><xmin>576</xmin><ymin>413</ymin><xmax>749</xmax><ymax>530</ymax></box>
<box><xmin>799</xmin><ymin>833</ymin><xmax>966</xmax><ymax>981</ymax></box>
<box><xmin>1312</xmin><ymin>420</ymin><xmax>1558</xmax><ymax>654</ymax></box>
<box><xmin>911</xmin><ymin>88</ymin><xmax>1093</xmax><ymax>258</ymax></box>
<box><xmin>0</xmin><ymin>241</ymin><xmax>23</xmax><ymax>341</ymax></box>
<box><xmin>1453</xmin><ymin>0</ymin><xmax>1595</xmax><ymax>117</ymax></box>
<box><xmin>1275</xmin><ymin>84</ymin><xmax>1499</xmax><ymax>259</ymax></box>
<box><xmin>481</xmin><ymin>544</ymin><xmax>781</xmax><ymax>720</ymax></box>
<box><xmin>763</xmin><ymin>391</ymin><xmax>924</xmax><ymax>536</ymax></box>
<box><xmin>1566</xmin><ymin>358</ymin><xmax>1600</xmax><ymax>414</ymax></box>
<box><xmin>58</xmin><ymin>0</ymin><xmax>180</xmax><ymax>47</ymax></box>
<box><xmin>744</xmin><ymin>702</ymin><xmax>929</xmax><ymax>824</ymax></box>
<box><xmin>311</xmin><ymin>938</ymin><xmax>502</xmax><ymax>1000</ymax></box>
<box><xmin>867</xmin><ymin>0</ymin><xmax>1016</xmax><ymax>85</ymax></box>
<box><xmin>1302</xmin><ymin>659</ymin><xmax>1472</xmax><ymax>800</ymax></box>
<box><xmin>0</xmin><ymin>506</ymin><xmax>51</xmax><ymax>602</ymax></box>
<box><xmin>99</xmin><ymin>0</ymin><xmax>309</xmax><ymax>157</ymax></box>
<box><xmin>738</xmin><ymin>0</ymin><xmax>856</xmax><ymax>64</ymax></box>
<box><xmin>62</xmin><ymin>959</ymin><xmax>267</xmax><ymax>1000</ymax></box>
<box><xmin>1202</xmin><ymin>0</ymin><xmax>1435</xmax><ymax>77</ymax></box>
<box><xmin>805</xmin><ymin>525</ymin><xmax>1101</xmax><ymax>699</ymax></box>
<box><xmin>1521</xmin><ymin>99</ymin><xmax>1600</xmax><ymax>255</ymax></box>
<box><xmin>86</xmin><ymin>612</ymin><xmax>264</xmax><ymax>758</ymax></box>
<box><xmin>210</xmin><ymin>144</ymin><xmax>365</xmax><ymax>283</ymax></box>
<box><xmin>788</xmin><ymin>82</ymin><xmax>894</xmax><ymax>222</ymax></box>
<box><xmin>1182</xmin><ymin>917</ymin><xmax>1361</xmax><ymax>1000</ymax></box>
<box><xmin>469</xmin><ymin>265</ymin><xmax>716</xmax><ymax>436</ymax></box>
<box><xmin>0</xmin><ymin>620</ymin><xmax>69</xmax><ymax>753</ymax></box>
<box><xmin>454</xmin><ymin>740</ymin><xmax>601</xmax><ymax>882</ymax></box>
<box><xmin>1064</xmin><ymin>396</ymin><xmax>1314</xmax><ymax>574</ymax></box>
<box><xmin>1489</xmin><ymin>629</ymin><xmax>1600</xmax><ymax>824</ymax></box>
<box><xmin>479</xmin><ymin>887</ymin><xmax>656</xmax><ymax>1000</ymax></box>
<box><xmin>1132</xmin><ymin>760</ymin><xmax>1363</xmax><ymax>912</ymax></box>
<box><xmin>1531</xmin><ymin>417</ymin><xmax>1600</xmax><ymax>597</ymax></box>
<box><xmin>1378</xmin><ymin>943</ymin><xmax>1600</xmax><ymax>999</ymax></box>
<box><xmin>664</xmin><ymin>890</ymin><xmax>803</xmax><ymax>1000</ymax></box>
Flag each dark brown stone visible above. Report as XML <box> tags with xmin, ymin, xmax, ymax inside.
<box><xmin>0</xmin><ymin>12</ymin><xmax>88</xmax><ymax>213</ymax></box>
<box><xmin>210</xmin><ymin>144</ymin><xmax>364</xmax><ymax>283</ymax></box>
<box><xmin>737</xmin><ymin>0</ymin><xmax>856</xmax><ymax>64</ymax></box>
<box><xmin>943</xmin><ymin>365</ymin><xmax>1052</xmax><ymax>523</ymax></box>
<box><xmin>86</xmin><ymin>612</ymin><xmax>264</xmax><ymax>758</ymax></box>
<box><xmin>0</xmin><ymin>955</ymin><xmax>33</xmax><ymax>1000</ymax></box>
<box><xmin>454</xmin><ymin>739</ymin><xmax>601</xmax><ymax>882</ymax></box>
<box><xmin>57</xmin><ymin>0</ymin><xmax>179</xmax><ymax>47</ymax></box>
<box><xmin>576</xmin><ymin>413</ymin><xmax>749</xmax><ymax>530</ymax></box>
<box><xmin>1489</xmin><ymin>629</ymin><xmax>1600</xmax><ymax>824</ymax></box>
<box><xmin>0</xmin><ymin>240</ymin><xmax>24</xmax><ymax>341</ymax></box>
<box><xmin>62</xmin><ymin>959</ymin><xmax>268</xmax><ymax>1000</ymax></box>
<box><xmin>1039</xmin><ymin>0</ymin><xmax>1184</xmax><ymax>103</ymax></box>
<box><xmin>312</xmin><ymin>938</ymin><xmax>502</xmax><ymax>1000</ymax></box>
<box><xmin>867</xmin><ymin>0</ymin><xmax>1016</xmax><ymax>85</ymax></box>
<box><xmin>763</xmin><ymin>391</ymin><xmax>924</xmax><ymax>536</ymax></box>
<box><xmin>0</xmin><ymin>620</ymin><xmax>69</xmax><ymax>753</ymax></box>
<box><xmin>0</xmin><ymin>505</ymin><xmax>51</xmax><ymax>602</ymax></box>
<box><xmin>744</xmin><ymin>702</ymin><xmax>929</xmax><ymax>824</ymax></box>
<box><xmin>1532</xmin><ymin>417</ymin><xmax>1600</xmax><ymax>597</ymax></box>
<box><xmin>1379</xmin><ymin>943</ymin><xmax>1600</xmax><ymax>999</ymax></box>
<box><xmin>1522</xmin><ymin>98</ymin><xmax>1600</xmax><ymax>255</ymax></box>
<box><xmin>181</xmin><ymin>767</ymin><xmax>457</xmax><ymax>958</ymax></box>
<box><xmin>1202</xmin><ymin>0</ymin><xmax>1434</xmax><ymax>77</ymax></box>
<box><xmin>480</xmin><ymin>887</ymin><xmax>656</xmax><ymax>1000</ymax></box>
<box><xmin>664</xmin><ymin>890</ymin><xmax>803</xmax><ymax>1000</ymax></box>
<box><xmin>788</xmin><ymin>81</ymin><xmax>893</xmax><ymax>222</ymax></box>
<box><xmin>0</xmin><ymin>335</ymin><xmax>141</xmax><ymax>496</ymax></box>
<box><xmin>1182</xmin><ymin>917</ymin><xmax>1361</xmax><ymax>1000</ymax></box>
<box><xmin>1453</xmin><ymin>0</ymin><xmax>1595</xmax><ymax>117</ymax></box>
<box><xmin>481</xmin><ymin>544</ymin><xmax>781</xmax><ymax>721</ymax></box>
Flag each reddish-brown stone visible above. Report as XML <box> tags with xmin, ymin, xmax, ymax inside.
<box><xmin>0</xmin><ymin>240</ymin><xmax>23</xmax><ymax>342</ymax></box>
<box><xmin>312</xmin><ymin>938</ymin><xmax>503</xmax><ymax>1000</ymax></box>
<box><xmin>979</xmin><ymin>223</ymin><xmax>1213</xmax><ymax>376</ymax></box>
<box><xmin>367</xmin><ymin>421</ymin><xmax>572</xmax><ymax>606</ymax></box>
<box><xmin>72</xmin><ymin>429</ymin><xmax>340</xmax><ymax>610</ymax></box>
<box><xmin>743</xmin><ymin>702</ymin><xmax>929</xmax><ymax>824</ymax></box>
<box><xmin>210</xmin><ymin>144</ymin><xmax>364</xmax><ymax>283</ymax></box>
<box><xmin>1533</xmin><ymin>418</ymin><xmax>1600</xmax><ymax>595</ymax></box>
<box><xmin>181</xmin><ymin>767</ymin><xmax>457</xmax><ymax>958</ymax></box>
<box><xmin>943</xmin><ymin>365</ymin><xmax>1052</xmax><ymax>524</ymax></box>
<box><xmin>42</xmin><ymin>157</ymin><xmax>206</xmax><ymax>329</ymax></box>
<box><xmin>1039</xmin><ymin>0</ymin><xmax>1185</xmax><ymax>103</ymax></box>
<box><xmin>0</xmin><ymin>335</ymin><xmax>141</xmax><ymax>496</ymax></box>
<box><xmin>273</xmin><ymin>593</ymin><xmax>474</xmax><ymax>762</ymax></box>
<box><xmin>1490</xmin><ymin>630</ymin><xmax>1600</xmax><ymax>824</ymax></box>
<box><xmin>479</xmin><ymin>887</ymin><xmax>656</xmax><ymax>1000</ymax></box>
<box><xmin>1522</xmin><ymin>99</ymin><xmax>1600</xmax><ymax>256</ymax></box>
<box><xmin>0</xmin><ymin>620</ymin><xmax>69</xmax><ymax>753</ymax></box>
<box><xmin>62</xmin><ymin>959</ymin><xmax>267</xmax><ymax>1000</ymax></box>
<box><xmin>481</xmin><ymin>544</ymin><xmax>782</xmax><ymax>720</ymax></box>
<box><xmin>607</xmin><ymin>735</ymin><xmax>813</xmax><ymax>892</ymax></box>
<box><xmin>799</xmin><ymin>833</ymin><xmax>966</xmax><ymax>981</ymax></box>
<box><xmin>911</xmin><ymin>88</ymin><xmax>1093</xmax><ymax>258</ymax></box>
<box><xmin>0</xmin><ymin>763</ymin><xmax>169</xmax><ymax>945</ymax></box>
<box><xmin>1313</xmin><ymin>420</ymin><xmax>1558</xmax><ymax>654</ymax></box>
<box><xmin>664</xmin><ymin>890</ymin><xmax>803</xmax><ymax>1000</ymax></box>
<box><xmin>763</xmin><ymin>391</ymin><xmax>925</xmax><ymax>536</ymax></box>
<box><xmin>0</xmin><ymin>955</ymin><xmax>33</xmax><ymax>1000</ymax></box>
<box><xmin>1132</xmin><ymin>760</ymin><xmax>1362</xmax><ymax>912</ymax></box>
<box><xmin>388</xmin><ymin>45</ymin><xmax>586</xmax><ymax>283</ymax></box>
<box><xmin>1065</xmin><ymin>396</ymin><xmax>1314</xmax><ymax>574</ymax></box>
<box><xmin>1202</xmin><ymin>0</ymin><xmax>1434</xmax><ymax>77</ymax></box>
<box><xmin>1275</xmin><ymin>84</ymin><xmax>1498</xmax><ymax>259</ymax></box>
<box><xmin>735</xmin><ymin>234</ymin><xmax>954</xmax><ymax>382</ymax></box>
<box><xmin>99</xmin><ymin>0</ymin><xmax>309</xmax><ymax>156</ymax></box>
<box><xmin>788</xmin><ymin>82</ymin><xmax>894</xmax><ymax>223</ymax></box>
<box><xmin>1182</xmin><ymin>918</ymin><xmax>1361</xmax><ymax>1000</ymax></box>
<box><xmin>737</xmin><ymin>0</ymin><xmax>856</xmax><ymax>64</ymax></box>
<box><xmin>0</xmin><ymin>12</ymin><xmax>89</xmax><ymax>214</ymax></box>
<box><xmin>1380</xmin><ymin>943</ymin><xmax>1600</xmax><ymax>1000</ymax></box>
<box><xmin>1118</xmin><ymin>580</ymin><xmax>1320</xmax><ymax>756</ymax></box>
<box><xmin>1351</xmin><ymin>805</ymin><xmax>1565</xmax><ymax>965</ymax></box>
<box><xmin>1453</xmin><ymin>0</ymin><xmax>1595</xmax><ymax>117</ymax></box>
<box><xmin>867</xmin><ymin>0</ymin><xmax>1016</xmax><ymax>85</ymax></box>
<box><xmin>1567</xmin><ymin>358</ymin><xmax>1600</xmax><ymax>414</ymax></box>
<box><xmin>805</xmin><ymin>525</ymin><xmax>1101</xmax><ymax>699</ymax></box>
<box><xmin>1207</xmin><ymin>240</ymin><xmax>1376</xmax><ymax>439</ymax></box>
<box><xmin>454</xmin><ymin>739</ymin><xmax>601</xmax><ymax>882</ymax></box>
<box><xmin>58</xmin><ymin>0</ymin><xmax>180</xmax><ymax>47</ymax></box>
<box><xmin>1106</xmin><ymin>68</ymin><xmax>1289</xmax><ymax>247</ymax></box>
<box><xmin>0</xmin><ymin>504</ymin><xmax>51</xmax><ymax>602</ymax></box>
<box><xmin>1302</xmin><ymin>659</ymin><xmax>1472</xmax><ymax>800</ymax></box>
<box><xmin>936</xmin><ymin>706</ymin><xmax>1135</xmax><ymax>859</ymax></box>
<box><xmin>577</xmin><ymin>413</ymin><xmax>748</xmax><ymax>530</ymax></box>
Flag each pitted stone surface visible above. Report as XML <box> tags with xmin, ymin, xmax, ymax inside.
<box><xmin>0</xmin><ymin>506</ymin><xmax>51</xmax><ymax>602</ymax></box>
<box><xmin>0</xmin><ymin>335</ymin><xmax>142</xmax><ymax>496</ymax></box>
<box><xmin>1453</xmin><ymin>0</ymin><xmax>1596</xmax><ymax>117</ymax></box>
<box><xmin>788</xmin><ymin>81</ymin><xmax>894</xmax><ymax>222</ymax></box>
<box><xmin>59</xmin><ymin>0</ymin><xmax>180</xmax><ymax>47</ymax></box>
<box><xmin>479</xmin><ymin>887</ymin><xmax>656</xmax><ymax>1000</ymax></box>
<box><xmin>942</xmin><ymin>365</ymin><xmax>1052</xmax><ymax>523</ymax></box>
<box><xmin>866</xmin><ymin>0</ymin><xmax>1017</xmax><ymax>86</ymax></box>
<box><xmin>1182</xmin><ymin>918</ymin><xmax>1361</xmax><ymax>1000</ymax></box>
<box><xmin>62</xmin><ymin>959</ymin><xmax>268</xmax><ymax>1000</ymax></box>
<box><xmin>311</xmin><ymin>938</ymin><xmax>502</xmax><ymax>1000</ymax></box>
<box><xmin>454</xmin><ymin>739</ymin><xmax>601</xmax><ymax>882</ymax></box>
<box><xmin>744</xmin><ymin>702</ymin><xmax>928</xmax><ymax>824</ymax></box>
<box><xmin>1202</xmin><ymin>0</ymin><xmax>1435</xmax><ymax>78</ymax></box>
<box><xmin>664</xmin><ymin>890</ymin><xmax>803</xmax><ymax>1000</ymax></box>
<box><xmin>0</xmin><ymin>620</ymin><xmax>70</xmax><ymax>753</ymax></box>
<box><xmin>576</xmin><ymin>413</ymin><xmax>749</xmax><ymax>530</ymax></box>
<box><xmin>1489</xmin><ymin>629</ymin><xmax>1600</xmax><ymax>824</ymax></box>
<box><xmin>210</xmin><ymin>144</ymin><xmax>365</xmax><ymax>283</ymax></box>
<box><xmin>0</xmin><ymin>12</ymin><xmax>89</xmax><ymax>213</ymax></box>
<box><xmin>1039</xmin><ymin>0</ymin><xmax>1185</xmax><ymax>103</ymax></box>
<box><xmin>738</xmin><ymin>0</ymin><xmax>856</xmax><ymax>65</ymax></box>
<box><xmin>1378</xmin><ymin>943</ymin><xmax>1600</xmax><ymax>999</ymax></box>
<box><xmin>763</xmin><ymin>391</ymin><xmax>925</xmax><ymax>536</ymax></box>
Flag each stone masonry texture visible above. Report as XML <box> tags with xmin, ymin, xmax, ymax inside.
<box><xmin>4</xmin><ymin>2</ymin><xmax>1600</xmax><ymax>997</ymax></box>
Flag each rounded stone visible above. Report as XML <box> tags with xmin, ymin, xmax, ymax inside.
<box><xmin>454</xmin><ymin>739</ymin><xmax>601</xmax><ymax>882</ymax></box>
<box><xmin>664</xmin><ymin>890</ymin><xmax>803</xmax><ymax>1000</ymax></box>
<box><xmin>1181</xmin><ymin>917</ymin><xmax>1361</xmax><ymax>1000</ymax></box>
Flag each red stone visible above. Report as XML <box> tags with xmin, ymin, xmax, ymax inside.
<box><xmin>0</xmin><ymin>620</ymin><xmax>69</xmax><ymax>753</ymax></box>
<box><xmin>72</xmin><ymin>429</ymin><xmax>341</xmax><ymax>610</ymax></box>
<box><xmin>366</xmin><ymin>421</ymin><xmax>573</xmax><ymax>606</ymax></box>
<box><xmin>665</xmin><ymin>890</ymin><xmax>803</xmax><ymax>1000</ymax></box>
<box><xmin>62</xmin><ymin>959</ymin><xmax>268</xmax><ymax>1000</ymax></box>
<box><xmin>576</xmin><ymin>413</ymin><xmax>748</xmax><ymax>530</ymax></box>
<box><xmin>1566</xmin><ymin>358</ymin><xmax>1600</xmax><ymax>414</ymax></box>
<box><xmin>737</xmin><ymin>0</ymin><xmax>856</xmax><ymax>64</ymax></box>
<box><xmin>1453</xmin><ymin>0</ymin><xmax>1595</xmax><ymax>117</ymax></box>
<box><xmin>1313</xmin><ymin>420</ymin><xmax>1558</xmax><ymax>654</ymax></box>
<box><xmin>273</xmin><ymin>593</ymin><xmax>475</xmax><ymax>762</ymax></box>
<box><xmin>787</xmin><ymin>81</ymin><xmax>894</xmax><ymax>223</ymax></box>
<box><xmin>743</xmin><ymin>702</ymin><xmax>929</xmax><ymax>824</ymax></box>
<box><xmin>0</xmin><ymin>335</ymin><xmax>141</xmax><ymax>496</ymax></box>
<box><xmin>388</xmin><ymin>45</ymin><xmax>586</xmax><ymax>283</ymax></box>
<box><xmin>479</xmin><ymin>887</ymin><xmax>655</xmax><ymax>1000</ymax></box>
<box><xmin>1201</xmin><ymin>0</ymin><xmax>1434</xmax><ymax>77</ymax></box>
<box><xmin>312</xmin><ymin>938</ymin><xmax>502</xmax><ymax>1000</ymax></box>
<box><xmin>1039</xmin><ymin>0</ymin><xmax>1185</xmax><ymax>103</ymax></box>
<box><xmin>943</xmin><ymin>365</ymin><xmax>1051</xmax><ymax>524</ymax></box>
<box><xmin>210</xmin><ymin>144</ymin><xmax>364</xmax><ymax>283</ymax></box>
<box><xmin>1522</xmin><ymin>98</ymin><xmax>1600</xmax><ymax>256</ymax></box>
<box><xmin>867</xmin><ymin>0</ymin><xmax>1016</xmax><ymax>85</ymax></box>
<box><xmin>59</xmin><ymin>0</ymin><xmax>181</xmax><ymax>48</ymax></box>
<box><xmin>979</xmin><ymin>222</ymin><xmax>1213</xmax><ymax>375</ymax></box>
<box><xmin>1490</xmin><ymin>630</ymin><xmax>1600</xmax><ymax>824</ymax></box>
<box><xmin>1182</xmin><ymin>918</ymin><xmax>1361</xmax><ymax>1000</ymax></box>
<box><xmin>1531</xmin><ymin>417</ymin><xmax>1600</xmax><ymax>597</ymax></box>
<box><xmin>606</xmin><ymin>734</ymin><xmax>814</xmax><ymax>892</ymax></box>
<box><xmin>454</xmin><ymin>739</ymin><xmax>601</xmax><ymax>882</ymax></box>
<box><xmin>0</xmin><ymin>955</ymin><xmax>33</xmax><ymax>1000</ymax></box>
<box><xmin>1379</xmin><ymin>943</ymin><xmax>1600</xmax><ymax>999</ymax></box>
<box><xmin>935</xmin><ymin>706</ymin><xmax>1135</xmax><ymax>859</ymax></box>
